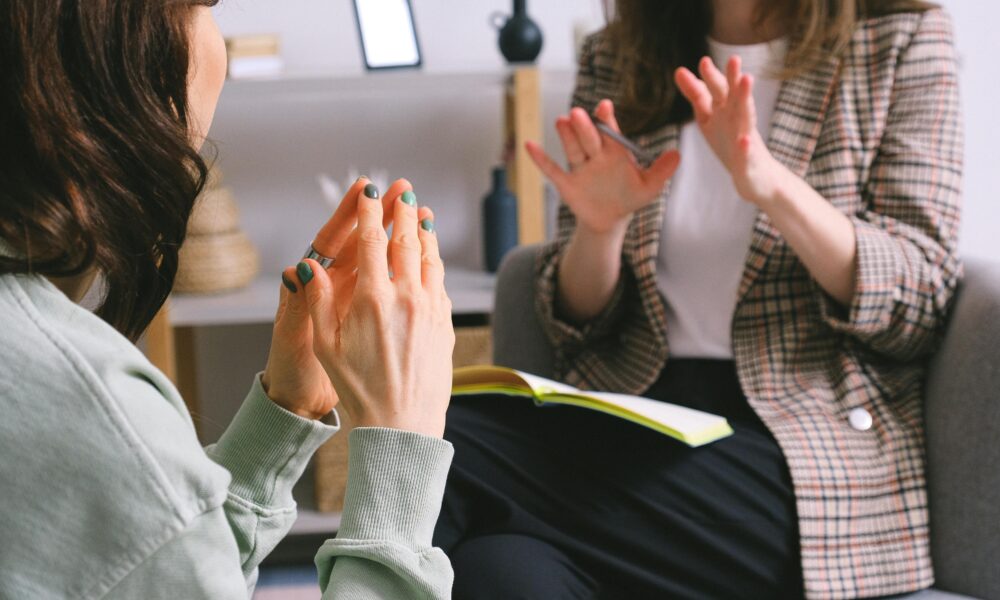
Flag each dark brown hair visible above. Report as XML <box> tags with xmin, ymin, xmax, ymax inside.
<box><xmin>607</xmin><ymin>0</ymin><xmax>936</xmax><ymax>136</ymax></box>
<box><xmin>0</xmin><ymin>0</ymin><xmax>217</xmax><ymax>340</ymax></box>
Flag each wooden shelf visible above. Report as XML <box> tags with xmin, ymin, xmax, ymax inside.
<box><xmin>220</xmin><ymin>68</ymin><xmax>574</xmax><ymax>100</ymax></box>
<box><xmin>170</xmin><ymin>267</ymin><xmax>496</xmax><ymax>328</ymax></box>
<box><xmin>290</xmin><ymin>509</ymin><xmax>341</xmax><ymax>536</ymax></box>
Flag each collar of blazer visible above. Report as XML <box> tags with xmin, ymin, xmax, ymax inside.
<box><xmin>629</xmin><ymin>51</ymin><xmax>845</xmax><ymax>308</ymax></box>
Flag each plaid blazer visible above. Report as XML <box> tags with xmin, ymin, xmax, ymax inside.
<box><xmin>535</xmin><ymin>9</ymin><xmax>963</xmax><ymax>599</ymax></box>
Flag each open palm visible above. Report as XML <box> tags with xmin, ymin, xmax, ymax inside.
<box><xmin>527</xmin><ymin>100</ymin><xmax>680</xmax><ymax>235</ymax></box>
<box><xmin>675</xmin><ymin>56</ymin><xmax>783</xmax><ymax>205</ymax></box>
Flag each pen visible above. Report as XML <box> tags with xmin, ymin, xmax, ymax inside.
<box><xmin>593</xmin><ymin>119</ymin><xmax>654</xmax><ymax>165</ymax></box>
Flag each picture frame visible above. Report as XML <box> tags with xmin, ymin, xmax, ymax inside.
<box><xmin>352</xmin><ymin>0</ymin><xmax>423</xmax><ymax>71</ymax></box>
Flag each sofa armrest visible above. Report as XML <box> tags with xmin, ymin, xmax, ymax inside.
<box><xmin>491</xmin><ymin>244</ymin><xmax>555</xmax><ymax>378</ymax></box>
<box><xmin>925</xmin><ymin>258</ymin><xmax>1000</xmax><ymax>599</ymax></box>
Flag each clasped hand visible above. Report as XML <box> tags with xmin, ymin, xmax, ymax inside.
<box><xmin>261</xmin><ymin>178</ymin><xmax>455</xmax><ymax>439</ymax></box>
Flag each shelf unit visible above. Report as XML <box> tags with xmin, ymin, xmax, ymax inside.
<box><xmin>167</xmin><ymin>268</ymin><xmax>496</xmax><ymax>328</ymax></box>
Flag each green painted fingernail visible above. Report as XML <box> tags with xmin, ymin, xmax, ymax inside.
<box><xmin>401</xmin><ymin>190</ymin><xmax>417</xmax><ymax>207</ymax></box>
<box><xmin>363</xmin><ymin>183</ymin><xmax>380</xmax><ymax>199</ymax></box>
<box><xmin>421</xmin><ymin>218</ymin><xmax>435</xmax><ymax>233</ymax></box>
<box><xmin>281</xmin><ymin>272</ymin><xmax>298</xmax><ymax>293</ymax></box>
<box><xmin>296</xmin><ymin>261</ymin><xmax>314</xmax><ymax>285</ymax></box>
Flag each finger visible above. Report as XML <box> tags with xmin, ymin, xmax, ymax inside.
<box><xmin>674</xmin><ymin>68</ymin><xmax>713</xmax><ymax>122</ymax></box>
<box><xmin>333</xmin><ymin>265</ymin><xmax>358</xmax><ymax>324</ymax></box>
<box><xmin>311</xmin><ymin>177</ymin><xmax>368</xmax><ymax>259</ymax></box>
<box><xmin>356</xmin><ymin>183</ymin><xmax>391</xmax><ymax>289</ymax></box>
<box><xmin>556</xmin><ymin>116</ymin><xmax>587</xmax><ymax>167</ymax></box>
<box><xmin>297</xmin><ymin>259</ymin><xmax>337</xmax><ymax>337</ymax></box>
<box><xmin>389</xmin><ymin>189</ymin><xmax>422</xmax><ymax>291</ymax></box>
<box><xmin>640</xmin><ymin>150</ymin><xmax>681</xmax><ymax>197</ymax></box>
<box><xmin>380</xmin><ymin>178</ymin><xmax>414</xmax><ymax>230</ymax></box>
<box><xmin>275</xmin><ymin>270</ymin><xmax>293</xmax><ymax>322</ymax></box>
<box><xmin>737</xmin><ymin>74</ymin><xmax>757</xmax><ymax>135</ymax></box>
<box><xmin>569</xmin><ymin>107</ymin><xmax>602</xmax><ymax>157</ymax></box>
<box><xmin>726</xmin><ymin>55</ymin><xmax>742</xmax><ymax>92</ymax></box>
<box><xmin>698</xmin><ymin>56</ymin><xmax>729</xmax><ymax>106</ymax></box>
<box><xmin>593</xmin><ymin>99</ymin><xmax>622</xmax><ymax>133</ymax></box>
<box><xmin>526</xmin><ymin>141</ymin><xmax>571</xmax><ymax>191</ymax></box>
<box><xmin>333</xmin><ymin>178</ymin><xmax>413</xmax><ymax>277</ymax></box>
<box><xmin>417</xmin><ymin>206</ymin><xmax>445</xmax><ymax>293</ymax></box>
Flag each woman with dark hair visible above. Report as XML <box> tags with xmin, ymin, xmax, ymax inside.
<box><xmin>0</xmin><ymin>2</ymin><xmax>455</xmax><ymax>598</ymax></box>
<box><xmin>435</xmin><ymin>0</ymin><xmax>962</xmax><ymax>598</ymax></box>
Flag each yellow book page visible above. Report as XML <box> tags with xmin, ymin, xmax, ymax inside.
<box><xmin>452</xmin><ymin>366</ymin><xmax>733</xmax><ymax>447</ymax></box>
<box><xmin>453</xmin><ymin>366</ymin><xmax>580</xmax><ymax>398</ymax></box>
<box><xmin>542</xmin><ymin>392</ymin><xmax>734</xmax><ymax>447</ymax></box>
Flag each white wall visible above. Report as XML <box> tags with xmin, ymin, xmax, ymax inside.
<box><xmin>935</xmin><ymin>0</ymin><xmax>1000</xmax><ymax>262</ymax></box>
<box><xmin>210</xmin><ymin>1</ymin><xmax>601</xmax><ymax>276</ymax></box>
<box><xmin>213</xmin><ymin>0</ymin><xmax>605</xmax><ymax>75</ymax></box>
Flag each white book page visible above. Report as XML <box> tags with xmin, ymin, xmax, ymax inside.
<box><xmin>514</xmin><ymin>371</ymin><xmax>581</xmax><ymax>396</ymax></box>
<box><xmin>582</xmin><ymin>391</ymin><xmax>726</xmax><ymax>434</ymax></box>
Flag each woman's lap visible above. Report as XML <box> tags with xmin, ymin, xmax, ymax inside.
<box><xmin>434</xmin><ymin>360</ymin><xmax>803</xmax><ymax>599</ymax></box>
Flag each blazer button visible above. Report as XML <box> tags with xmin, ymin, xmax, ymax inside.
<box><xmin>849</xmin><ymin>407</ymin><xmax>873</xmax><ymax>431</ymax></box>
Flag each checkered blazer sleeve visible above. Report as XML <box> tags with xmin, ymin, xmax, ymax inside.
<box><xmin>534</xmin><ymin>34</ymin><xmax>634</xmax><ymax>355</ymax></box>
<box><xmin>816</xmin><ymin>9</ymin><xmax>963</xmax><ymax>361</ymax></box>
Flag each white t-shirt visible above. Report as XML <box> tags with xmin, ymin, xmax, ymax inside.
<box><xmin>657</xmin><ymin>37</ymin><xmax>788</xmax><ymax>359</ymax></box>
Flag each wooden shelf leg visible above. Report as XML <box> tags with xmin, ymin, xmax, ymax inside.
<box><xmin>505</xmin><ymin>67</ymin><xmax>545</xmax><ymax>245</ymax></box>
<box><xmin>145</xmin><ymin>303</ymin><xmax>201</xmax><ymax>435</ymax></box>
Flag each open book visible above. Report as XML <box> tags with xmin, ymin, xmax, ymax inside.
<box><xmin>453</xmin><ymin>366</ymin><xmax>734</xmax><ymax>447</ymax></box>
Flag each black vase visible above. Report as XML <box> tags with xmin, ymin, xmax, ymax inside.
<box><xmin>493</xmin><ymin>0</ymin><xmax>544</xmax><ymax>64</ymax></box>
<box><xmin>483</xmin><ymin>167</ymin><xmax>519</xmax><ymax>273</ymax></box>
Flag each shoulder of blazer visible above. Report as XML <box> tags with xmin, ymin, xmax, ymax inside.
<box><xmin>846</xmin><ymin>8</ymin><xmax>954</xmax><ymax>68</ymax></box>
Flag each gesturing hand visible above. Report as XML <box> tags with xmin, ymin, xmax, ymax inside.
<box><xmin>261</xmin><ymin>177</ymin><xmax>378</xmax><ymax>420</ymax></box>
<box><xmin>526</xmin><ymin>100</ymin><xmax>681</xmax><ymax>235</ymax></box>
<box><xmin>299</xmin><ymin>187</ymin><xmax>455</xmax><ymax>439</ymax></box>
<box><xmin>674</xmin><ymin>56</ymin><xmax>787</xmax><ymax>206</ymax></box>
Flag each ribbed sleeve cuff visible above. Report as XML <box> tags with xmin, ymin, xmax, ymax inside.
<box><xmin>207</xmin><ymin>373</ymin><xmax>339</xmax><ymax>508</ymax></box>
<box><xmin>816</xmin><ymin>219</ymin><xmax>902</xmax><ymax>338</ymax></box>
<box><xmin>336</xmin><ymin>428</ymin><xmax>454</xmax><ymax>550</ymax></box>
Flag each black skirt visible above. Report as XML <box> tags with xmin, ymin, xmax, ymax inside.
<box><xmin>433</xmin><ymin>359</ymin><xmax>804</xmax><ymax>600</ymax></box>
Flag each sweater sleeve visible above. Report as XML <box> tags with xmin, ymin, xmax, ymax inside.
<box><xmin>204</xmin><ymin>374</ymin><xmax>339</xmax><ymax>584</ymax></box>
<box><xmin>814</xmin><ymin>9</ymin><xmax>964</xmax><ymax>361</ymax></box>
<box><xmin>103</xmin><ymin>509</ymin><xmax>255</xmax><ymax>599</ymax></box>
<box><xmin>315</xmin><ymin>428</ymin><xmax>455</xmax><ymax>600</ymax></box>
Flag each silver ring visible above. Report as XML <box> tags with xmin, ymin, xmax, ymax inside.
<box><xmin>303</xmin><ymin>246</ymin><xmax>335</xmax><ymax>269</ymax></box>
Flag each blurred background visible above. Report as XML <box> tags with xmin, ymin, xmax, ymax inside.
<box><xmin>165</xmin><ymin>3</ymin><xmax>999</xmax><ymax>595</ymax></box>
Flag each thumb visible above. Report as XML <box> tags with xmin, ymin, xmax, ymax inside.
<box><xmin>296</xmin><ymin>259</ymin><xmax>338</xmax><ymax>339</ymax></box>
<box><xmin>275</xmin><ymin>266</ymin><xmax>311</xmax><ymax>330</ymax></box>
<box><xmin>641</xmin><ymin>150</ymin><xmax>681</xmax><ymax>196</ymax></box>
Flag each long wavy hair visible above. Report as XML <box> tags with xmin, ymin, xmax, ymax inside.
<box><xmin>606</xmin><ymin>0</ymin><xmax>936</xmax><ymax>136</ymax></box>
<box><xmin>0</xmin><ymin>0</ymin><xmax>218</xmax><ymax>340</ymax></box>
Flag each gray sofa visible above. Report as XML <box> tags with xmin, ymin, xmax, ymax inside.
<box><xmin>491</xmin><ymin>244</ymin><xmax>999</xmax><ymax>600</ymax></box>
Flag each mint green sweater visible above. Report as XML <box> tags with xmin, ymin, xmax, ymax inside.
<box><xmin>0</xmin><ymin>272</ymin><xmax>454</xmax><ymax>599</ymax></box>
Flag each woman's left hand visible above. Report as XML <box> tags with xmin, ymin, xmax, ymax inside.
<box><xmin>674</xmin><ymin>56</ymin><xmax>788</xmax><ymax>206</ymax></box>
<box><xmin>260</xmin><ymin>177</ymin><xmax>375</xmax><ymax>420</ymax></box>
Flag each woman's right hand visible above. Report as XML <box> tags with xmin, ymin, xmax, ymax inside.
<box><xmin>298</xmin><ymin>186</ymin><xmax>455</xmax><ymax>439</ymax></box>
<box><xmin>525</xmin><ymin>99</ymin><xmax>681</xmax><ymax>235</ymax></box>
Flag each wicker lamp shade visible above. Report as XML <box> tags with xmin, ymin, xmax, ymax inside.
<box><xmin>174</xmin><ymin>169</ymin><xmax>259</xmax><ymax>294</ymax></box>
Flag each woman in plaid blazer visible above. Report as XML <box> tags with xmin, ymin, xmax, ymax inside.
<box><xmin>435</xmin><ymin>2</ymin><xmax>961</xmax><ymax>598</ymax></box>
